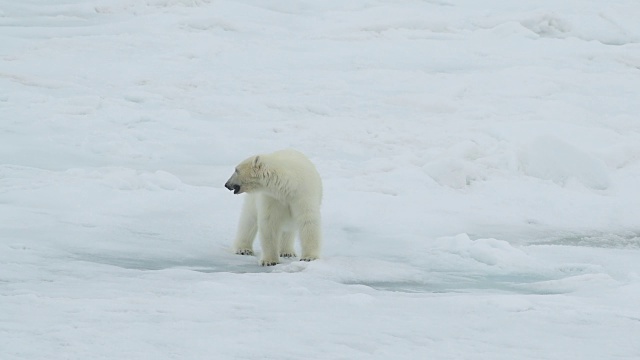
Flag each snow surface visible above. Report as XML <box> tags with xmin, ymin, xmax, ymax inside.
<box><xmin>2</xmin><ymin>0</ymin><xmax>640</xmax><ymax>359</ymax></box>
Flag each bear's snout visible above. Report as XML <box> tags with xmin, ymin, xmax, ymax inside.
<box><xmin>225</xmin><ymin>182</ymin><xmax>241</xmax><ymax>194</ymax></box>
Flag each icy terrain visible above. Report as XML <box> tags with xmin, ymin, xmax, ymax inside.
<box><xmin>2</xmin><ymin>0</ymin><xmax>640</xmax><ymax>359</ymax></box>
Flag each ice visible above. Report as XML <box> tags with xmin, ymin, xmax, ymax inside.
<box><xmin>2</xmin><ymin>0</ymin><xmax>640</xmax><ymax>359</ymax></box>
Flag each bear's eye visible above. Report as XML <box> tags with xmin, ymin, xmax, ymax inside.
<box><xmin>234</xmin><ymin>168</ymin><xmax>239</xmax><ymax>174</ymax></box>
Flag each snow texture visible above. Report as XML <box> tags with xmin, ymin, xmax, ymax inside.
<box><xmin>1</xmin><ymin>0</ymin><xmax>640</xmax><ymax>359</ymax></box>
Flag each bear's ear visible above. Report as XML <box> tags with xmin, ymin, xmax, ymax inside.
<box><xmin>252</xmin><ymin>155</ymin><xmax>262</xmax><ymax>169</ymax></box>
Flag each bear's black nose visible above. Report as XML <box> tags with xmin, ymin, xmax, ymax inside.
<box><xmin>224</xmin><ymin>182</ymin><xmax>234</xmax><ymax>191</ymax></box>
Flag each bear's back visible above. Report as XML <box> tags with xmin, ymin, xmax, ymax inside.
<box><xmin>265</xmin><ymin>149</ymin><xmax>322</xmax><ymax>202</ymax></box>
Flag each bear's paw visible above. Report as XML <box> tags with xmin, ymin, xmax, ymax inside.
<box><xmin>235</xmin><ymin>249</ymin><xmax>254</xmax><ymax>256</ymax></box>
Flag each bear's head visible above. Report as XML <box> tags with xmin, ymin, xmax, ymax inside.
<box><xmin>224</xmin><ymin>155</ymin><xmax>266</xmax><ymax>195</ymax></box>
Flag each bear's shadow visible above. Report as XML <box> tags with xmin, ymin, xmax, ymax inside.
<box><xmin>75</xmin><ymin>252</ymin><xmax>277</xmax><ymax>274</ymax></box>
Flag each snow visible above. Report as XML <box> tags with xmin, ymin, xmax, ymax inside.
<box><xmin>2</xmin><ymin>0</ymin><xmax>640</xmax><ymax>359</ymax></box>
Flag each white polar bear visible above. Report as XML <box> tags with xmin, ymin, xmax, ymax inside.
<box><xmin>224</xmin><ymin>149</ymin><xmax>323</xmax><ymax>266</ymax></box>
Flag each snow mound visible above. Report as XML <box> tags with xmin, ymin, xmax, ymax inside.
<box><xmin>428</xmin><ymin>233</ymin><xmax>534</xmax><ymax>269</ymax></box>
<box><xmin>424</xmin><ymin>159</ymin><xmax>481</xmax><ymax>189</ymax></box>
<box><xmin>520</xmin><ymin>136</ymin><xmax>611</xmax><ymax>190</ymax></box>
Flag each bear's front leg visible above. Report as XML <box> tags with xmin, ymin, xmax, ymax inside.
<box><xmin>259</xmin><ymin>245</ymin><xmax>279</xmax><ymax>266</ymax></box>
<box><xmin>279</xmin><ymin>231</ymin><xmax>297</xmax><ymax>258</ymax></box>
<box><xmin>236</xmin><ymin>249</ymin><xmax>254</xmax><ymax>256</ymax></box>
<box><xmin>232</xmin><ymin>195</ymin><xmax>258</xmax><ymax>256</ymax></box>
<box><xmin>259</xmin><ymin>259</ymin><xmax>278</xmax><ymax>266</ymax></box>
<box><xmin>258</xmin><ymin>227</ymin><xmax>280</xmax><ymax>266</ymax></box>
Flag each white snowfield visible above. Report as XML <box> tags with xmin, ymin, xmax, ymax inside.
<box><xmin>2</xmin><ymin>0</ymin><xmax>640</xmax><ymax>359</ymax></box>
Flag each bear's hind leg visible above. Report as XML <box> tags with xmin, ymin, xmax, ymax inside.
<box><xmin>257</xmin><ymin>197</ymin><xmax>290</xmax><ymax>266</ymax></box>
<box><xmin>299</xmin><ymin>224</ymin><xmax>321</xmax><ymax>261</ymax></box>
<box><xmin>293</xmin><ymin>206</ymin><xmax>321</xmax><ymax>262</ymax></box>
<box><xmin>232</xmin><ymin>195</ymin><xmax>258</xmax><ymax>256</ymax></box>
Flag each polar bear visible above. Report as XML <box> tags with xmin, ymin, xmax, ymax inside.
<box><xmin>224</xmin><ymin>149</ymin><xmax>323</xmax><ymax>266</ymax></box>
